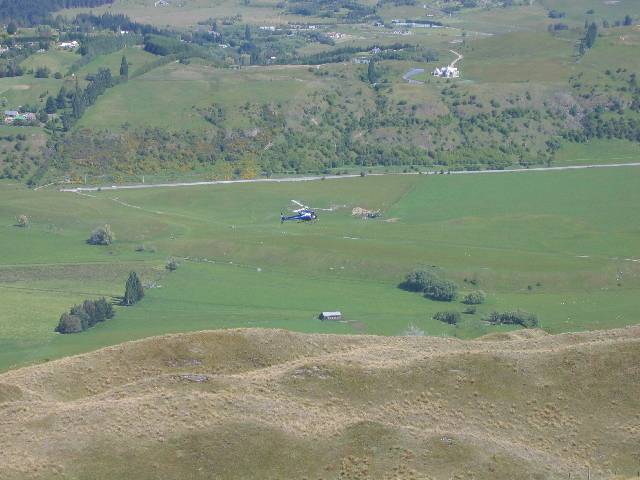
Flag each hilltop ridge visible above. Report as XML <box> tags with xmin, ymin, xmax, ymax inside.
<box><xmin>1</xmin><ymin>326</ymin><xmax>639</xmax><ymax>479</ymax></box>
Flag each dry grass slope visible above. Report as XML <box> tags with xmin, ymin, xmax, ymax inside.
<box><xmin>1</xmin><ymin>326</ymin><xmax>639</xmax><ymax>479</ymax></box>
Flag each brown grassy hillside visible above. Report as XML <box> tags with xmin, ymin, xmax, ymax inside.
<box><xmin>1</xmin><ymin>327</ymin><xmax>639</xmax><ymax>479</ymax></box>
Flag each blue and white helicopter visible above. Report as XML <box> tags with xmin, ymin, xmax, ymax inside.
<box><xmin>280</xmin><ymin>200</ymin><xmax>319</xmax><ymax>223</ymax></box>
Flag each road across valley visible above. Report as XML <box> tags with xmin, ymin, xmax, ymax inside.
<box><xmin>58</xmin><ymin>162</ymin><xmax>640</xmax><ymax>193</ymax></box>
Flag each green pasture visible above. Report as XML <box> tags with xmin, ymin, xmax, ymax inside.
<box><xmin>461</xmin><ymin>31</ymin><xmax>576</xmax><ymax>83</ymax></box>
<box><xmin>77</xmin><ymin>62</ymin><xmax>323</xmax><ymax>130</ymax></box>
<box><xmin>0</xmin><ymin>76</ymin><xmax>62</xmax><ymax>109</ymax></box>
<box><xmin>1</xmin><ymin>168</ymin><xmax>639</xmax><ymax>371</ymax></box>
<box><xmin>59</xmin><ymin>0</ymin><xmax>331</xmax><ymax>27</ymax></box>
<box><xmin>20</xmin><ymin>49</ymin><xmax>79</xmax><ymax>76</ymax></box>
<box><xmin>75</xmin><ymin>46</ymin><xmax>158</xmax><ymax>78</ymax></box>
<box><xmin>553</xmin><ymin>139</ymin><xmax>640</xmax><ymax>166</ymax></box>
<box><xmin>540</xmin><ymin>0</ymin><xmax>640</xmax><ymax>23</ymax></box>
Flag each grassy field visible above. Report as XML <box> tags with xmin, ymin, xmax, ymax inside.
<box><xmin>1</xmin><ymin>167</ymin><xmax>639</xmax><ymax>371</ymax></box>
<box><xmin>19</xmin><ymin>49</ymin><xmax>79</xmax><ymax>75</ymax></box>
<box><xmin>75</xmin><ymin>46</ymin><xmax>158</xmax><ymax>78</ymax></box>
<box><xmin>0</xmin><ymin>76</ymin><xmax>63</xmax><ymax>110</ymax></box>
<box><xmin>59</xmin><ymin>0</ymin><xmax>331</xmax><ymax>27</ymax></box>
<box><xmin>553</xmin><ymin>138</ymin><xmax>640</xmax><ymax>166</ymax></box>
<box><xmin>77</xmin><ymin>62</ymin><xmax>323</xmax><ymax>130</ymax></box>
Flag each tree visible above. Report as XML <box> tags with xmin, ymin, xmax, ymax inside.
<box><xmin>34</xmin><ymin>66</ymin><xmax>50</xmax><ymax>78</ymax></box>
<box><xmin>244</xmin><ymin>24</ymin><xmax>252</xmax><ymax>41</ymax></box>
<box><xmin>584</xmin><ymin>22</ymin><xmax>598</xmax><ymax>49</ymax></box>
<box><xmin>55</xmin><ymin>298</ymin><xmax>115</xmax><ymax>334</ymax></box>
<box><xmin>15</xmin><ymin>214</ymin><xmax>29</xmax><ymax>227</ymax></box>
<box><xmin>462</xmin><ymin>290</ymin><xmax>486</xmax><ymax>305</ymax></box>
<box><xmin>119</xmin><ymin>55</ymin><xmax>128</xmax><ymax>79</ymax></box>
<box><xmin>45</xmin><ymin>96</ymin><xmax>56</xmax><ymax>114</ymax></box>
<box><xmin>486</xmin><ymin>310</ymin><xmax>539</xmax><ymax>328</ymax></box>
<box><xmin>87</xmin><ymin>224</ymin><xmax>114</xmax><ymax>245</ymax></box>
<box><xmin>624</xmin><ymin>15</ymin><xmax>633</xmax><ymax>26</ymax></box>
<box><xmin>55</xmin><ymin>313</ymin><xmax>83</xmax><ymax>334</ymax></box>
<box><xmin>6</xmin><ymin>22</ymin><xmax>17</xmax><ymax>35</ymax></box>
<box><xmin>424</xmin><ymin>279</ymin><xmax>458</xmax><ymax>302</ymax></box>
<box><xmin>367</xmin><ymin>58</ymin><xmax>378</xmax><ymax>84</ymax></box>
<box><xmin>56</xmin><ymin>86</ymin><xmax>67</xmax><ymax>109</ymax></box>
<box><xmin>166</xmin><ymin>258</ymin><xmax>178</xmax><ymax>271</ymax></box>
<box><xmin>433</xmin><ymin>311</ymin><xmax>461</xmax><ymax>325</ymax></box>
<box><xmin>122</xmin><ymin>271</ymin><xmax>144</xmax><ymax>305</ymax></box>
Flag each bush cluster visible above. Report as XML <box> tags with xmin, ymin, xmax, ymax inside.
<box><xmin>87</xmin><ymin>224</ymin><xmax>114</xmax><ymax>245</ymax></box>
<box><xmin>55</xmin><ymin>298</ymin><xmax>114</xmax><ymax>334</ymax></box>
<box><xmin>462</xmin><ymin>290</ymin><xmax>486</xmax><ymax>305</ymax></box>
<box><xmin>486</xmin><ymin>310</ymin><xmax>539</xmax><ymax>329</ymax></box>
<box><xmin>401</xmin><ymin>269</ymin><xmax>458</xmax><ymax>301</ymax></box>
<box><xmin>433</xmin><ymin>311</ymin><xmax>461</xmax><ymax>325</ymax></box>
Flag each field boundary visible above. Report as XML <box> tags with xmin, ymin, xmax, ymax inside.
<box><xmin>57</xmin><ymin>162</ymin><xmax>640</xmax><ymax>193</ymax></box>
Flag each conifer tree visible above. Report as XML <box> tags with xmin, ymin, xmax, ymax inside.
<box><xmin>123</xmin><ymin>271</ymin><xmax>144</xmax><ymax>305</ymax></box>
<box><xmin>120</xmin><ymin>55</ymin><xmax>128</xmax><ymax>79</ymax></box>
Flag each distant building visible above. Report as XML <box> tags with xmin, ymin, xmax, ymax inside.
<box><xmin>319</xmin><ymin>311</ymin><xmax>342</xmax><ymax>321</ymax></box>
<box><xmin>432</xmin><ymin>66</ymin><xmax>459</xmax><ymax>78</ymax></box>
<box><xmin>58</xmin><ymin>40</ymin><xmax>79</xmax><ymax>50</ymax></box>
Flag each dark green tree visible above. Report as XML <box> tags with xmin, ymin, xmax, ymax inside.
<box><xmin>120</xmin><ymin>55</ymin><xmax>128</xmax><ymax>79</ymax></box>
<box><xmin>6</xmin><ymin>22</ymin><xmax>17</xmax><ymax>35</ymax></box>
<box><xmin>56</xmin><ymin>86</ymin><xmax>67</xmax><ymax>109</ymax></box>
<box><xmin>55</xmin><ymin>313</ymin><xmax>83</xmax><ymax>334</ymax></box>
<box><xmin>433</xmin><ymin>311</ymin><xmax>461</xmax><ymax>325</ymax></box>
<box><xmin>123</xmin><ymin>271</ymin><xmax>144</xmax><ymax>305</ymax></box>
<box><xmin>244</xmin><ymin>24</ymin><xmax>252</xmax><ymax>41</ymax></box>
<box><xmin>45</xmin><ymin>96</ymin><xmax>57</xmax><ymax>114</ymax></box>
<box><xmin>585</xmin><ymin>22</ymin><xmax>598</xmax><ymax>49</ymax></box>
<box><xmin>367</xmin><ymin>58</ymin><xmax>378</xmax><ymax>84</ymax></box>
<box><xmin>72</xmin><ymin>80</ymin><xmax>85</xmax><ymax>119</ymax></box>
<box><xmin>624</xmin><ymin>15</ymin><xmax>633</xmax><ymax>26</ymax></box>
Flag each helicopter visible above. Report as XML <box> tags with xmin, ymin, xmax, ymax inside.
<box><xmin>280</xmin><ymin>200</ymin><xmax>321</xmax><ymax>223</ymax></box>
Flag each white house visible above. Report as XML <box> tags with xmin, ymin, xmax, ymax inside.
<box><xmin>58</xmin><ymin>40</ymin><xmax>79</xmax><ymax>50</ymax></box>
<box><xmin>432</xmin><ymin>66</ymin><xmax>459</xmax><ymax>78</ymax></box>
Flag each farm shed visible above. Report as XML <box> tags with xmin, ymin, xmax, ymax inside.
<box><xmin>319</xmin><ymin>311</ymin><xmax>342</xmax><ymax>321</ymax></box>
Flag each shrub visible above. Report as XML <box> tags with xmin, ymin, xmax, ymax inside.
<box><xmin>166</xmin><ymin>258</ymin><xmax>178</xmax><ymax>271</ymax></box>
<box><xmin>15</xmin><ymin>214</ymin><xmax>29</xmax><ymax>227</ymax></box>
<box><xmin>433</xmin><ymin>311</ymin><xmax>461</xmax><ymax>325</ymax></box>
<box><xmin>486</xmin><ymin>310</ymin><xmax>539</xmax><ymax>329</ymax></box>
<box><xmin>462</xmin><ymin>290</ymin><xmax>486</xmax><ymax>305</ymax></box>
<box><xmin>424</xmin><ymin>279</ymin><xmax>458</xmax><ymax>302</ymax></box>
<box><xmin>401</xmin><ymin>268</ymin><xmax>458</xmax><ymax>301</ymax></box>
<box><xmin>401</xmin><ymin>269</ymin><xmax>431</xmax><ymax>292</ymax></box>
<box><xmin>463</xmin><ymin>305</ymin><xmax>477</xmax><ymax>315</ymax></box>
<box><xmin>87</xmin><ymin>224</ymin><xmax>114</xmax><ymax>245</ymax></box>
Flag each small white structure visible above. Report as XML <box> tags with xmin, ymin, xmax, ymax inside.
<box><xmin>319</xmin><ymin>311</ymin><xmax>342</xmax><ymax>321</ymax></box>
<box><xmin>58</xmin><ymin>40</ymin><xmax>79</xmax><ymax>50</ymax></box>
<box><xmin>432</xmin><ymin>66</ymin><xmax>459</xmax><ymax>78</ymax></box>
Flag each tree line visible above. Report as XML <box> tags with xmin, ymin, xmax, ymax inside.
<box><xmin>0</xmin><ymin>0</ymin><xmax>113</xmax><ymax>26</ymax></box>
<box><xmin>55</xmin><ymin>272</ymin><xmax>144</xmax><ymax>334</ymax></box>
